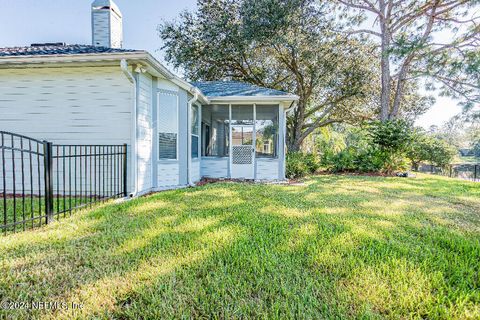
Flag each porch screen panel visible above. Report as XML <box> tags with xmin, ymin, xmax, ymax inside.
<box><xmin>201</xmin><ymin>105</ymin><xmax>230</xmax><ymax>157</ymax></box>
<box><xmin>255</xmin><ymin>105</ymin><xmax>279</xmax><ymax>158</ymax></box>
<box><xmin>158</xmin><ymin>91</ymin><xmax>178</xmax><ymax>159</ymax></box>
<box><xmin>231</xmin><ymin>105</ymin><xmax>254</xmax><ymax>125</ymax></box>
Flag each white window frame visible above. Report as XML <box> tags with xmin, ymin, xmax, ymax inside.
<box><xmin>157</xmin><ymin>91</ymin><xmax>179</xmax><ymax>161</ymax></box>
<box><xmin>191</xmin><ymin>104</ymin><xmax>200</xmax><ymax>159</ymax></box>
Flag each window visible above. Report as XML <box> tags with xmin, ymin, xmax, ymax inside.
<box><xmin>158</xmin><ymin>91</ymin><xmax>178</xmax><ymax>160</ymax></box>
<box><xmin>201</xmin><ymin>105</ymin><xmax>229</xmax><ymax>157</ymax></box>
<box><xmin>231</xmin><ymin>126</ymin><xmax>253</xmax><ymax>146</ymax></box>
<box><xmin>255</xmin><ymin>105</ymin><xmax>279</xmax><ymax>158</ymax></box>
<box><xmin>192</xmin><ymin>136</ymin><xmax>199</xmax><ymax>158</ymax></box>
<box><xmin>191</xmin><ymin>105</ymin><xmax>199</xmax><ymax>158</ymax></box>
<box><xmin>158</xmin><ymin>133</ymin><xmax>177</xmax><ymax>159</ymax></box>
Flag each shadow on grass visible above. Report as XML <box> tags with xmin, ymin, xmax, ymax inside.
<box><xmin>1</xmin><ymin>174</ymin><xmax>479</xmax><ymax>319</ymax></box>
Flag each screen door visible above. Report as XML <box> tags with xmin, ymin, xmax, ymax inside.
<box><xmin>230</xmin><ymin>125</ymin><xmax>254</xmax><ymax>179</ymax></box>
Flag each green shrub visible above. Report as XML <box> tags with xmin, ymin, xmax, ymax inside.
<box><xmin>313</xmin><ymin>122</ymin><xmax>457</xmax><ymax>174</ymax></box>
<box><xmin>286</xmin><ymin>152</ymin><xmax>308</xmax><ymax>179</ymax></box>
<box><xmin>329</xmin><ymin>148</ymin><xmax>356</xmax><ymax>172</ymax></box>
<box><xmin>367</xmin><ymin>120</ymin><xmax>412</xmax><ymax>153</ymax></box>
<box><xmin>380</xmin><ymin>153</ymin><xmax>410</xmax><ymax>173</ymax></box>
<box><xmin>316</xmin><ymin>122</ymin><xmax>416</xmax><ymax>174</ymax></box>
<box><xmin>286</xmin><ymin>152</ymin><xmax>320</xmax><ymax>179</ymax></box>
<box><xmin>429</xmin><ymin>140</ymin><xmax>457</xmax><ymax>168</ymax></box>
<box><xmin>326</xmin><ymin>147</ymin><xmax>385</xmax><ymax>173</ymax></box>
<box><xmin>367</xmin><ymin>120</ymin><xmax>414</xmax><ymax>174</ymax></box>
<box><xmin>303</xmin><ymin>153</ymin><xmax>321</xmax><ymax>173</ymax></box>
<box><xmin>407</xmin><ymin>129</ymin><xmax>457</xmax><ymax>170</ymax></box>
<box><xmin>354</xmin><ymin>148</ymin><xmax>386</xmax><ymax>172</ymax></box>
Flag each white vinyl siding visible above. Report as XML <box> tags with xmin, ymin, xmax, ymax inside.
<box><xmin>136</xmin><ymin>73</ymin><xmax>153</xmax><ymax>192</ymax></box>
<box><xmin>256</xmin><ymin>158</ymin><xmax>280</xmax><ymax>180</ymax></box>
<box><xmin>192</xmin><ymin>159</ymin><xmax>201</xmax><ymax>182</ymax></box>
<box><xmin>0</xmin><ymin>67</ymin><xmax>132</xmax><ymax>143</ymax></box>
<box><xmin>0</xmin><ymin>66</ymin><xmax>134</xmax><ymax>192</ymax></box>
<box><xmin>201</xmin><ymin>157</ymin><xmax>229</xmax><ymax>178</ymax></box>
<box><xmin>157</xmin><ymin>162</ymin><xmax>180</xmax><ymax>188</ymax></box>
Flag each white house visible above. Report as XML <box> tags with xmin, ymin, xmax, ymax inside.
<box><xmin>0</xmin><ymin>0</ymin><xmax>298</xmax><ymax>196</ymax></box>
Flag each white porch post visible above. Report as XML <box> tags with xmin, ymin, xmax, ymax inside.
<box><xmin>253</xmin><ymin>103</ymin><xmax>256</xmax><ymax>180</ymax></box>
<box><xmin>228</xmin><ymin>104</ymin><xmax>232</xmax><ymax>178</ymax></box>
<box><xmin>198</xmin><ymin>103</ymin><xmax>202</xmax><ymax>161</ymax></box>
<box><xmin>279</xmin><ymin>103</ymin><xmax>287</xmax><ymax>180</ymax></box>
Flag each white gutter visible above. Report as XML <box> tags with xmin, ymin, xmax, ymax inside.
<box><xmin>120</xmin><ymin>59</ymin><xmax>138</xmax><ymax>197</ymax></box>
<box><xmin>209</xmin><ymin>95</ymin><xmax>299</xmax><ymax>103</ymax></box>
<box><xmin>171</xmin><ymin>78</ymin><xmax>210</xmax><ymax>105</ymax></box>
<box><xmin>187</xmin><ymin>90</ymin><xmax>200</xmax><ymax>186</ymax></box>
<box><xmin>0</xmin><ymin>51</ymin><xmax>152</xmax><ymax>66</ymax></box>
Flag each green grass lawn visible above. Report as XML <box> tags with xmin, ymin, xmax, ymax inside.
<box><xmin>2</xmin><ymin>197</ymin><xmax>95</xmax><ymax>234</ymax></box>
<box><xmin>1</xmin><ymin>174</ymin><xmax>479</xmax><ymax>319</ymax></box>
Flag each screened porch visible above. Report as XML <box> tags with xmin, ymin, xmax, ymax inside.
<box><xmin>199</xmin><ymin>104</ymin><xmax>285</xmax><ymax>180</ymax></box>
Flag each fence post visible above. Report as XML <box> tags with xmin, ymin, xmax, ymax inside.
<box><xmin>43</xmin><ymin>141</ymin><xmax>54</xmax><ymax>224</ymax></box>
<box><xmin>123</xmin><ymin>143</ymin><xmax>128</xmax><ymax>197</ymax></box>
<box><xmin>449</xmin><ymin>165</ymin><xmax>452</xmax><ymax>178</ymax></box>
<box><xmin>475</xmin><ymin>164</ymin><xmax>478</xmax><ymax>182</ymax></box>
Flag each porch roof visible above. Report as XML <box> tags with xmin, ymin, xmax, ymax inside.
<box><xmin>191</xmin><ymin>81</ymin><xmax>298</xmax><ymax>101</ymax></box>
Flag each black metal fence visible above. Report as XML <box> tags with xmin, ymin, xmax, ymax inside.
<box><xmin>1</xmin><ymin>131</ymin><xmax>127</xmax><ymax>235</ymax></box>
<box><xmin>418</xmin><ymin>163</ymin><xmax>479</xmax><ymax>182</ymax></box>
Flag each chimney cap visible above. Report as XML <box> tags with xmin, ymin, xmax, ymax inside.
<box><xmin>92</xmin><ymin>0</ymin><xmax>122</xmax><ymax>17</ymax></box>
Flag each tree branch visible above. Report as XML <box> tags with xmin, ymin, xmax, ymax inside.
<box><xmin>337</xmin><ymin>0</ymin><xmax>383</xmax><ymax>16</ymax></box>
<box><xmin>342</xmin><ymin>29</ymin><xmax>382</xmax><ymax>37</ymax></box>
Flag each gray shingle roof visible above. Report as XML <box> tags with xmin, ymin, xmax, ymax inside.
<box><xmin>0</xmin><ymin>44</ymin><xmax>141</xmax><ymax>57</ymax></box>
<box><xmin>191</xmin><ymin>81</ymin><xmax>292</xmax><ymax>97</ymax></box>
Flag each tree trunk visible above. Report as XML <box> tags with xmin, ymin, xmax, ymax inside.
<box><xmin>379</xmin><ymin>2</ymin><xmax>391</xmax><ymax>121</ymax></box>
<box><xmin>286</xmin><ymin>123</ymin><xmax>306</xmax><ymax>153</ymax></box>
<box><xmin>286</xmin><ymin>99</ymin><xmax>307</xmax><ymax>153</ymax></box>
<box><xmin>412</xmin><ymin>161</ymin><xmax>419</xmax><ymax>171</ymax></box>
<box><xmin>390</xmin><ymin>63</ymin><xmax>410</xmax><ymax>119</ymax></box>
<box><xmin>287</xmin><ymin>140</ymin><xmax>302</xmax><ymax>153</ymax></box>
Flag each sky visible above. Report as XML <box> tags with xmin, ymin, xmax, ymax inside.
<box><xmin>0</xmin><ymin>0</ymin><xmax>465</xmax><ymax>128</ymax></box>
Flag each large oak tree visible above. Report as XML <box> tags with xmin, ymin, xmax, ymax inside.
<box><xmin>159</xmin><ymin>0</ymin><xmax>378</xmax><ymax>151</ymax></box>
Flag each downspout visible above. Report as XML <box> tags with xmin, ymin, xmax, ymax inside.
<box><xmin>187</xmin><ymin>90</ymin><xmax>199</xmax><ymax>186</ymax></box>
<box><xmin>120</xmin><ymin>59</ymin><xmax>138</xmax><ymax>197</ymax></box>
